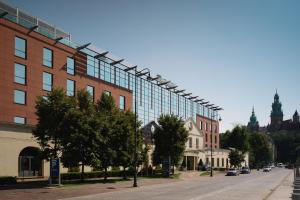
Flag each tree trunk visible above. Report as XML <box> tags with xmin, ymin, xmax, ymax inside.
<box><xmin>123</xmin><ymin>167</ymin><xmax>127</xmax><ymax>180</ymax></box>
<box><xmin>104</xmin><ymin>167</ymin><xmax>108</xmax><ymax>181</ymax></box>
<box><xmin>81</xmin><ymin>163</ymin><xmax>85</xmax><ymax>181</ymax></box>
<box><xmin>172</xmin><ymin>164</ymin><xmax>175</xmax><ymax>175</ymax></box>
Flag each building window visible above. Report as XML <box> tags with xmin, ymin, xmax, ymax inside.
<box><xmin>200</xmin><ymin>121</ymin><xmax>203</xmax><ymax>130</ymax></box>
<box><xmin>43</xmin><ymin>72</ymin><xmax>53</xmax><ymax>91</ymax></box>
<box><xmin>14</xmin><ymin>116</ymin><xmax>26</xmax><ymax>124</ymax></box>
<box><xmin>86</xmin><ymin>85</ymin><xmax>94</xmax><ymax>101</ymax></box>
<box><xmin>15</xmin><ymin>37</ymin><xmax>26</xmax><ymax>59</ymax></box>
<box><xmin>14</xmin><ymin>63</ymin><xmax>26</xmax><ymax>85</ymax></box>
<box><xmin>206</xmin><ymin>123</ymin><xmax>208</xmax><ymax>131</ymax></box>
<box><xmin>67</xmin><ymin>57</ymin><xmax>75</xmax><ymax>75</ymax></box>
<box><xmin>215</xmin><ymin>135</ymin><xmax>217</xmax><ymax>143</ymax></box>
<box><xmin>217</xmin><ymin>158</ymin><xmax>220</xmax><ymax>167</ymax></box>
<box><xmin>222</xmin><ymin>158</ymin><xmax>224</xmax><ymax>167</ymax></box>
<box><xmin>119</xmin><ymin>96</ymin><xmax>125</xmax><ymax>110</ymax></box>
<box><xmin>14</xmin><ymin>90</ymin><xmax>26</xmax><ymax>104</ymax></box>
<box><xmin>206</xmin><ymin>157</ymin><xmax>209</xmax><ymax>165</ymax></box>
<box><xmin>189</xmin><ymin>137</ymin><xmax>192</xmax><ymax>148</ymax></box>
<box><xmin>67</xmin><ymin>79</ymin><xmax>75</xmax><ymax>96</ymax></box>
<box><xmin>215</xmin><ymin>125</ymin><xmax>218</xmax><ymax>133</ymax></box>
<box><xmin>43</xmin><ymin>48</ymin><xmax>53</xmax><ymax>67</ymax></box>
<box><xmin>104</xmin><ymin>90</ymin><xmax>111</xmax><ymax>96</ymax></box>
<box><xmin>196</xmin><ymin>138</ymin><xmax>199</xmax><ymax>149</ymax></box>
<box><xmin>206</xmin><ymin>134</ymin><xmax>208</xmax><ymax>142</ymax></box>
<box><xmin>211</xmin><ymin>158</ymin><xmax>214</xmax><ymax>167</ymax></box>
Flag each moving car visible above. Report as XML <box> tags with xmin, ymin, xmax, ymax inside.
<box><xmin>241</xmin><ymin>166</ymin><xmax>251</xmax><ymax>174</ymax></box>
<box><xmin>226</xmin><ymin>168</ymin><xmax>240</xmax><ymax>176</ymax></box>
<box><xmin>263</xmin><ymin>166</ymin><xmax>271</xmax><ymax>172</ymax></box>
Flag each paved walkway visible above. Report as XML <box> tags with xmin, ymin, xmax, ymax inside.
<box><xmin>267</xmin><ymin>169</ymin><xmax>293</xmax><ymax>200</ymax></box>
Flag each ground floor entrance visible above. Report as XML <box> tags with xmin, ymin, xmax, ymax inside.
<box><xmin>18</xmin><ymin>147</ymin><xmax>43</xmax><ymax>177</ymax></box>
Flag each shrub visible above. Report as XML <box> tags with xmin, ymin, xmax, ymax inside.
<box><xmin>0</xmin><ymin>176</ymin><xmax>17</xmax><ymax>185</ymax></box>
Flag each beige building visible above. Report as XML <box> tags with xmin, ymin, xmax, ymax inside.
<box><xmin>183</xmin><ymin>118</ymin><xmax>249</xmax><ymax>171</ymax></box>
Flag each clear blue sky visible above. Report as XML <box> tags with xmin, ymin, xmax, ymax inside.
<box><xmin>6</xmin><ymin>0</ymin><xmax>300</xmax><ymax>132</ymax></box>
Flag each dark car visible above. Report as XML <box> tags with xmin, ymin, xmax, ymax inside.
<box><xmin>241</xmin><ymin>166</ymin><xmax>251</xmax><ymax>174</ymax></box>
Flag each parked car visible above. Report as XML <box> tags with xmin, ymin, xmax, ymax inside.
<box><xmin>241</xmin><ymin>166</ymin><xmax>251</xmax><ymax>174</ymax></box>
<box><xmin>263</xmin><ymin>166</ymin><xmax>271</xmax><ymax>172</ymax></box>
<box><xmin>226</xmin><ymin>168</ymin><xmax>240</xmax><ymax>176</ymax></box>
<box><xmin>277</xmin><ymin>163</ymin><xmax>284</xmax><ymax>168</ymax></box>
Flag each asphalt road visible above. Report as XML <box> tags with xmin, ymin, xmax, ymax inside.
<box><xmin>60</xmin><ymin>168</ymin><xmax>292</xmax><ymax>200</ymax></box>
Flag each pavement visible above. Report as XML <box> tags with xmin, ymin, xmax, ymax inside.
<box><xmin>60</xmin><ymin>168</ymin><xmax>293</xmax><ymax>200</ymax></box>
<box><xmin>0</xmin><ymin>168</ymin><xmax>293</xmax><ymax>200</ymax></box>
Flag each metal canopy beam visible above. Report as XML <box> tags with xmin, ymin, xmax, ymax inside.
<box><xmin>0</xmin><ymin>11</ymin><xmax>8</xmax><ymax>18</ymax></box>
<box><xmin>124</xmin><ymin>65</ymin><xmax>137</xmax><ymax>72</ymax></box>
<box><xmin>94</xmin><ymin>51</ymin><xmax>109</xmax><ymax>59</ymax></box>
<box><xmin>182</xmin><ymin>93</ymin><xmax>192</xmax><ymax>97</ymax></box>
<box><xmin>28</xmin><ymin>25</ymin><xmax>38</xmax><ymax>33</ymax></box>
<box><xmin>189</xmin><ymin>96</ymin><xmax>198</xmax><ymax>100</ymax></box>
<box><xmin>137</xmin><ymin>71</ymin><xmax>149</xmax><ymax>77</ymax></box>
<box><xmin>200</xmin><ymin>101</ymin><xmax>209</xmax><ymax>105</ymax></box>
<box><xmin>194</xmin><ymin>99</ymin><xmax>204</xmax><ymax>102</ymax></box>
<box><xmin>174</xmin><ymin>89</ymin><xmax>185</xmax><ymax>94</ymax></box>
<box><xmin>206</xmin><ymin>104</ymin><xmax>214</xmax><ymax>107</ymax></box>
<box><xmin>54</xmin><ymin>37</ymin><xmax>63</xmax><ymax>43</ymax></box>
<box><xmin>148</xmin><ymin>75</ymin><xmax>160</xmax><ymax>81</ymax></box>
<box><xmin>111</xmin><ymin>59</ymin><xmax>124</xmax><ymax>66</ymax></box>
<box><xmin>157</xmin><ymin>81</ymin><xmax>170</xmax><ymax>86</ymax></box>
<box><xmin>214</xmin><ymin>107</ymin><xmax>223</xmax><ymax>111</ymax></box>
<box><xmin>77</xmin><ymin>43</ymin><xmax>91</xmax><ymax>51</ymax></box>
<box><xmin>167</xmin><ymin>86</ymin><xmax>177</xmax><ymax>90</ymax></box>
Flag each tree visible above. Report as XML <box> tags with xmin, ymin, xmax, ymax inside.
<box><xmin>153</xmin><ymin>114</ymin><xmax>188</xmax><ymax>175</ymax></box>
<box><xmin>93</xmin><ymin>93</ymin><xmax>118</xmax><ymax>181</ymax></box>
<box><xmin>112</xmin><ymin>110</ymin><xmax>142</xmax><ymax>179</ymax></box>
<box><xmin>229</xmin><ymin>149</ymin><xmax>245</xmax><ymax>167</ymax></box>
<box><xmin>249</xmin><ymin>133</ymin><xmax>272</xmax><ymax>168</ymax></box>
<box><xmin>61</xmin><ymin>90</ymin><xmax>97</xmax><ymax>180</ymax></box>
<box><xmin>33</xmin><ymin>88</ymin><xmax>75</xmax><ymax>159</ymax></box>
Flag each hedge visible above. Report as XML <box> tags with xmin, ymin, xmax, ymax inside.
<box><xmin>0</xmin><ymin>176</ymin><xmax>17</xmax><ymax>185</ymax></box>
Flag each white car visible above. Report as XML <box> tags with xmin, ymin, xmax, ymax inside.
<box><xmin>263</xmin><ymin>166</ymin><xmax>271</xmax><ymax>172</ymax></box>
<box><xmin>226</xmin><ymin>168</ymin><xmax>240</xmax><ymax>176</ymax></box>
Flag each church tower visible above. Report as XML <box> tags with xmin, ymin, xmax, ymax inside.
<box><xmin>247</xmin><ymin>107</ymin><xmax>259</xmax><ymax>132</ymax></box>
<box><xmin>293</xmin><ymin>110</ymin><xmax>299</xmax><ymax>123</ymax></box>
<box><xmin>270</xmin><ymin>90</ymin><xmax>283</xmax><ymax>130</ymax></box>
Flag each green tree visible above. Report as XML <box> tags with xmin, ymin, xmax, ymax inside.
<box><xmin>33</xmin><ymin>88</ymin><xmax>75</xmax><ymax>159</ymax></box>
<box><xmin>229</xmin><ymin>149</ymin><xmax>245</xmax><ymax>167</ymax></box>
<box><xmin>221</xmin><ymin>126</ymin><xmax>250</xmax><ymax>153</ymax></box>
<box><xmin>153</xmin><ymin>114</ymin><xmax>188</xmax><ymax>175</ymax></box>
<box><xmin>249</xmin><ymin>132</ymin><xmax>272</xmax><ymax>168</ymax></box>
<box><xmin>61</xmin><ymin>90</ymin><xmax>97</xmax><ymax>180</ymax></box>
<box><xmin>93</xmin><ymin>93</ymin><xmax>118</xmax><ymax>181</ymax></box>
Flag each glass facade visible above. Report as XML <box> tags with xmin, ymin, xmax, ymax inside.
<box><xmin>43</xmin><ymin>72</ymin><xmax>53</xmax><ymax>91</ymax></box>
<box><xmin>14</xmin><ymin>90</ymin><xmax>26</xmax><ymax>104</ymax></box>
<box><xmin>43</xmin><ymin>48</ymin><xmax>53</xmax><ymax>67</ymax></box>
<box><xmin>15</xmin><ymin>37</ymin><xmax>26</xmax><ymax>59</ymax></box>
<box><xmin>67</xmin><ymin>57</ymin><xmax>75</xmax><ymax>75</ymax></box>
<box><xmin>67</xmin><ymin>79</ymin><xmax>75</xmax><ymax>96</ymax></box>
<box><xmin>14</xmin><ymin>63</ymin><xmax>26</xmax><ymax>85</ymax></box>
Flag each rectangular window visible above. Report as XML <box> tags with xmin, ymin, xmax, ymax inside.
<box><xmin>43</xmin><ymin>72</ymin><xmax>53</xmax><ymax>91</ymax></box>
<box><xmin>86</xmin><ymin>85</ymin><xmax>94</xmax><ymax>101</ymax></box>
<box><xmin>215</xmin><ymin>135</ymin><xmax>217</xmax><ymax>144</ymax></box>
<box><xmin>14</xmin><ymin>90</ymin><xmax>26</xmax><ymax>104</ymax></box>
<box><xmin>206</xmin><ymin>157</ymin><xmax>209</xmax><ymax>165</ymax></box>
<box><xmin>206</xmin><ymin>134</ymin><xmax>208</xmax><ymax>142</ymax></box>
<box><xmin>211</xmin><ymin>158</ymin><xmax>214</xmax><ymax>167</ymax></box>
<box><xmin>222</xmin><ymin>158</ymin><xmax>224</xmax><ymax>167</ymax></box>
<box><xmin>14</xmin><ymin>116</ymin><xmax>26</xmax><ymax>124</ymax></box>
<box><xmin>196</xmin><ymin>138</ymin><xmax>199</xmax><ymax>149</ymax></box>
<box><xmin>215</xmin><ymin>125</ymin><xmax>218</xmax><ymax>133</ymax></box>
<box><xmin>67</xmin><ymin>79</ymin><xmax>75</xmax><ymax>96</ymax></box>
<box><xmin>206</xmin><ymin>123</ymin><xmax>208</xmax><ymax>131</ymax></box>
<box><xmin>104</xmin><ymin>90</ymin><xmax>111</xmax><ymax>96</ymax></box>
<box><xmin>200</xmin><ymin>121</ymin><xmax>203</xmax><ymax>130</ymax></box>
<box><xmin>14</xmin><ymin>63</ymin><xmax>26</xmax><ymax>85</ymax></box>
<box><xmin>15</xmin><ymin>37</ymin><xmax>26</xmax><ymax>59</ymax></box>
<box><xmin>189</xmin><ymin>137</ymin><xmax>192</xmax><ymax>148</ymax></box>
<box><xmin>67</xmin><ymin>57</ymin><xmax>75</xmax><ymax>75</ymax></box>
<box><xmin>217</xmin><ymin>158</ymin><xmax>220</xmax><ymax>167</ymax></box>
<box><xmin>43</xmin><ymin>48</ymin><xmax>53</xmax><ymax>67</ymax></box>
<box><xmin>119</xmin><ymin>96</ymin><xmax>125</xmax><ymax>110</ymax></box>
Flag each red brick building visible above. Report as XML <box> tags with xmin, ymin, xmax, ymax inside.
<box><xmin>196</xmin><ymin>115</ymin><xmax>220</xmax><ymax>149</ymax></box>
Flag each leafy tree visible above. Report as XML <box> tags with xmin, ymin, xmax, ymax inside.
<box><xmin>249</xmin><ymin>132</ymin><xmax>272</xmax><ymax>168</ymax></box>
<box><xmin>224</xmin><ymin>126</ymin><xmax>250</xmax><ymax>153</ymax></box>
<box><xmin>112</xmin><ymin>110</ymin><xmax>142</xmax><ymax>179</ymax></box>
<box><xmin>229</xmin><ymin>149</ymin><xmax>245</xmax><ymax>167</ymax></box>
<box><xmin>153</xmin><ymin>114</ymin><xmax>188</xmax><ymax>175</ymax></box>
<box><xmin>61</xmin><ymin>90</ymin><xmax>97</xmax><ymax>180</ymax></box>
<box><xmin>33</xmin><ymin>88</ymin><xmax>75</xmax><ymax>159</ymax></box>
<box><xmin>93</xmin><ymin>93</ymin><xmax>118</xmax><ymax>181</ymax></box>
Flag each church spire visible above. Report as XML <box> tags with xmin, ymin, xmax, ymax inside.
<box><xmin>247</xmin><ymin>106</ymin><xmax>259</xmax><ymax>132</ymax></box>
<box><xmin>270</xmin><ymin>90</ymin><xmax>283</xmax><ymax>130</ymax></box>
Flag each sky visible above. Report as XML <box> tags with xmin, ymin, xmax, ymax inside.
<box><xmin>6</xmin><ymin>0</ymin><xmax>300</xmax><ymax>132</ymax></box>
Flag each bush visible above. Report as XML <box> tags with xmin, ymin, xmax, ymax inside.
<box><xmin>0</xmin><ymin>176</ymin><xmax>17</xmax><ymax>185</ymax></box>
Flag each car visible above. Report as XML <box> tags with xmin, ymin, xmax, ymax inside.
<box><xmin>277</xmin><ymin>163</ymin><xmax>284</xmax><ymax>168</ymax></box>
<box><xmin>241</xmin><ymin>166</ymin><xmax>251</xmax><ymax>174</ymax></box>
<box><xmin>226</xmin><ymin>168</ymin><xmax>240</xmax><ymax>176</ymax></box>
<box><xmin>263</xmin><ymin>166</ymin><xmax>271</xmax><ymax>172</ymax></box>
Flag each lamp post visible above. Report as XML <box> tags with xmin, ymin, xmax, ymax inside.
<box><xmin>124</xmin><ymin>66</ymin><xmax>150</xmax><ymax>187</ymax></box>
<box><xmin>209</xmin><ymin>107</ymin><xmax>222</xmax><ymax>177</ymax></box>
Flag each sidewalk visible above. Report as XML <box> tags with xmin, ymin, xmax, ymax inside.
<box><xmin>267</xmin><ymin>170</ymin><xmax>293</xmax><ymax>200</ymax></box>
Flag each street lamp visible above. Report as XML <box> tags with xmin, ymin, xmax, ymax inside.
<box><xmin>209</xmin><ymin>106</ymin><xmax>223</xmax><ymax>177</ymax></box>
<box><xmin>124</xmin><ymin>66</ymin><xmax>151</xmax><ymax>187</ymax></box>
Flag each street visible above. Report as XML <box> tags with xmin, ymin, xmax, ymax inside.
<box><xmin>60</xmin><ymin>168</ymin><xmax>292</xmax><ymax>200</ymax></box>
